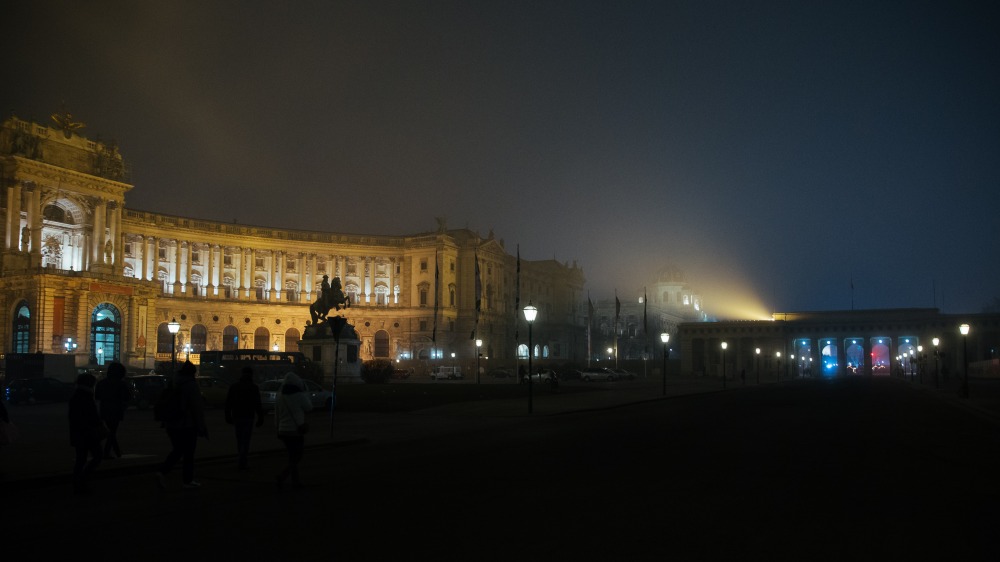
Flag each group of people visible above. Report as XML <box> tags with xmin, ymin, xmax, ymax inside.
<box><xmin>64</xmin><ymin>359</ymin><xmax>314</xmax><ymax>495</ymax></box>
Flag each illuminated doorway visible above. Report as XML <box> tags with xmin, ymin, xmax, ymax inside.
<box><xmin>820</xmin><ymin>338</ymin><xmax>838</xmax><ymax>377</ymax></box>
<box><xmin>871</xmin><ymin>337</ymin><xmax>891</xmax><ymax>376</ymax></box>
<box><xmin>12</xmin><ymin>301</ymin><xmax>30</xmax><ymax>353</ymax></box>
<box><xmin>91</xmin><ymin>304</ymin><xmax>122</xmax><ymax>365</ymax></box>
<box><xmin>844</xmin><ymin>339</ymin><xmax>864</xmax><ymax>375</ymax></box>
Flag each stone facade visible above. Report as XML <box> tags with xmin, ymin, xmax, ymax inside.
<box><xmin>0</xmin><ymin>114</ymin><xmax>585</xmax><ymax>375</ymax></box>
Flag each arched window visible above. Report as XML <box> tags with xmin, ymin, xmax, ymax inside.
<box><xmin>284</xmin><ymin>328</ymin><xmax>301</xmax><ymax>352</ymax></box>
<box><xmin>345</xmin><ymin>283</ymin><xmax>360</xmax><ymax>305</ymax></box>
<box><xmin>157</xmin><ymin>322</ymin><xmax>173</xmax><ymax>354</ymax></box>
<box><xmin>91</xmin><ymin>304</ymin><xmax>121</xmax><ymax>364</ymax></box>
<box><xmin>517</xmin><ymin>344</ymin><xmax>529</xmax><ymax>359</ymax></box>
<box><xmin>190</xmin><ymin>324</ymin><xmax>208</xmax><ymax>353</ymax></box>
<box><xmin>222</xmin><ymin>326</ymin><xmax>239</xmax><ymax>351</ymax></box>
<box><xmin>12</xmin><ymin>301</ymin><xmax>30</xmax><ymax>353</ymax></box>
<box><xmin>373</xmin><ymin>330</ymin><xmax>390</xmax><ymax>358</ymax></box>
<box><xmin>254</xmin><ymin>327</ymin><xmax>270</xmax><ymax>350</ymax></box>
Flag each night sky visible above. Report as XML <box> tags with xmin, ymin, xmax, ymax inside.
<box><xmin>3</xmin><ymin>1</ymin><xmax>998</xmax><ymax>318</ymax></box>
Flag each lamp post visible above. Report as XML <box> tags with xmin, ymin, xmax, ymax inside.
<box><xmin>960</xmin><ymin>323</ymin><xmax>970</xmax><ymax>399</ymax></box>
<box><xmin>475</xmin><ymin>338</ymin><xmax>482</xmax><ymax>385</ymax></box>
<box><xmin>755</xmin><ymin>348</ymin><xmax>760</xmax><ymax>384</ymax></box>
<box><xmin>660</xmin><ymin>332</ymin><xmax>670</xmax><ymax>397</ymax></box>
<box><xmin>917</xmin><ymin>345</ymin><xmax>924</xmax><ymax>384</ymax></box>
<box><xmin>933</xmin><ymin>337</ymin><xmax>940</xmax><ymax>389</ymax></box>
<box><xmin>775</xmin><ymin>351</ymin><xmax>781</xmax><ymax>382</ymax></box>
<box><xmin>183</xmin><ymin>344</ymin><xmax>192</xmax><ymax>361</ymax></box>
<box><xmin>523</xmin><ymin>303</ymin><xmax>538</xmax><ymax>414</ymax></box>
<box><xmin>168</xmin><ymin>318</ymin><xmax>180</xmax><ymax>375</ymax></box>
<box><xmin>64</xmin><ymin>337</ymin><xmax>77</xmax><ymax>353</ymax></box>
<box><xmin>721</xmin><ymin>342</ymin><xmax>728</xmax><ymax>389</ymax></box>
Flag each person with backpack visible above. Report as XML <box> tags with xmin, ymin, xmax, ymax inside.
<box><xmin>68</xmin><ymin>372</ymin><xmax>104</xmax><ymax>495</ymax></box>
<box><xmin>155</xmin><ymin>360</ymin><xmax>207</xmax><ymax>490</ymax></box>
<box><xmin>95</xmin><ymin>362</ymin><xmax>131</xmax><ymax>459</ymax></box>
<box><xmin>224</xmin><ymin>366</ymin><xmax>265</xmax><ymax>470</ymax></box>
<box><xmin>274</xmin><ymin>371</ymin><xmax>313</xmax><ymax>489</ymax></box>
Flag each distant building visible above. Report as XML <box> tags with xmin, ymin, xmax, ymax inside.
<box><xmin>0</xmin><ymin>113</ymin><xmax>584</xmax><ymax>378</ymax></box>
<box><xmin>583</xmin><ymin>266</ymin><xmax>707</xmax><ymax>363</ymax></box>
<box><xmin>677</xmin><ymin>308</ymin><xmax>1000</xmax><ymax>381</ymax></box>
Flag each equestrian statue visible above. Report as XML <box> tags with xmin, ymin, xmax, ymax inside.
<box><xmin>309</xmin><ymin>274</ymin><xmax>350</xmax><ymax>324</ymax></box>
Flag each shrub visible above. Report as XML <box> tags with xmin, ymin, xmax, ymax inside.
<box><xmin>362</xmin><ymin>359</ymin><xmax>394</xmax><ymax>384</ymax></box>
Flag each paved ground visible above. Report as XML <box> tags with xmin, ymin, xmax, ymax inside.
<box><xmin>3</xmin><ymin>373</ymin><xmax>997</xmax><ymax>488</ymax></box>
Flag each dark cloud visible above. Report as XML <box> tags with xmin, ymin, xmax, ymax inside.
<box><xmin>3</xmin><ymin>0</ymin><xmax>998</xmax><ymax>315</ymax></box>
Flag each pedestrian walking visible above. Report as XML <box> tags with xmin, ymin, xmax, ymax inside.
<box><xmin>0</xmin><ymin>398</ymin><xmax>16</xmax><ymax>478</ymax></box>
<box><xmin>274</xmin><ymin>371</ymin><xmax>312</xmax><ymax>489</ymax></box>
<box><xmin>95</xmin><ymin>361</ymin><xmax>131</xmax><ymax>459</ymax></box>
<box><xmin>224</xmin><ymin>366</ymin><xmax>265</xmax><ymax>470</ymax></box>
<box><xmin>68</xmin><ymin>372</ymin><xmax>104</xmax><ymax>495</ymax></box>
<box><xmin>155</xmin><ymin>360</ymin><xmax>208</xmax><ymax>490</ymax></box>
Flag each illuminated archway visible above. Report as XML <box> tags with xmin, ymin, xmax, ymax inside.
<box><xmin>12</xmin><ymin>301</ymin><xmax>30</xmax><ymax>353</ymax></box>
<box><xmin>91</xmin><ymin>304</ymin><xmax>122</xmax><ymax>365</ymax></box>
<box><xmin>871</xmin><ymin>338</ymin><xmax>891</xmax><ymax>376</ymax></box>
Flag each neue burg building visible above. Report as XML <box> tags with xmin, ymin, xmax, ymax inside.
<box><xmin>0</xmin><ymin>114</ymin><xmax>585</xmax><ymax>376</ymax></box>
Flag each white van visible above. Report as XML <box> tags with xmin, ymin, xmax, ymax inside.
<box><xmin>430</xmin><ymin>366</ymin><xmax>463</xmax><ymax>380</ymax></box>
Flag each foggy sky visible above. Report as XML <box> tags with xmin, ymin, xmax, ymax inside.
<box><xmin>3</xmin><ymin>1</ymin><xmax>998</xmax><ymax>317</ymax></box>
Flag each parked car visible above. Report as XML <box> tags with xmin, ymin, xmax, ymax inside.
<box><xmin>391</xmin><ymin>368</ymin><xmax>412</xmax><ymax>380</ymax></box>
<box><xmin>561</xmin><ymin>369</ymin><xmax>582</xmax><ymax>381</ymax></box>
<box><xmin>260</xmin><ymin>379</ymin><xmax>332</xmax><ymax>412</ymax></box>
<box><xmin>430</xmin><ymin>366</ymin><xmax>463</xmax><ymax>380</ymax></box>
<box><xmin>195</xmin><ymin>376</ymin><xmax>230</xmax><ymax>408</ymax></box>
<box><xmin>4</xmin><ymin>377</ymin><xmax>75</xmax><ymax>404</ymax></box>
<box><xmin>580</xmin><ymin>368</ymin><xmax>618</xmax><ymax>382</ymax></box>
<box><xmin>522</xmin><ymin>369</ymin><xmax>558</xmax><ymax>383</ymax></box>
<box><xmin>611</xmin><ymin>368</ymin><xmax>637</xmax><ymax>381</ymax></box>
<box><xmin>488</xmin><ymin>368</ymin><xmax>513</xmax><ymax>378</ymax></box>
<box><xmin>127</xmin><ymin>374</ymin><xmax>168</xmax><ymax>409</ymax></box>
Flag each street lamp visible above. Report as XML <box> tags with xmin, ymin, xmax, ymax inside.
<box><xmin>97</xmin><ymin>347</ymin><xmax>104</xmax><ymax>365</ymax></box>
<box><xmin>168</xmin><ymin>318</ymin><xmax>180</xmax><ymax>375</ymax></box>
<box><xmin>755</xmin><ymin>348</ymin><xmax>761</xmax><ymax>384</ymax></box>
<box><xmin>523</xmin><ymin>302</ymin><xmax>538</xmax><ymax>414</ymax></box>
<box><xmin>183</xmin><ymin>344</ymin><xmax>192</xmax><ymax>361</ymax></box>
<box><xmin>960</xmin><ymin>323</ymin><xmax>970</xmax><ymax>398</ymax></box>
<box><xmin>721</xmin><ymin>342</ymin><xmax>728</xmax><ymax>389</ymax></box>
<box><xmin>933</xmin><ymin>337</ymin><xmax>940</xmax><ymax>389</ymax></box>
<box><xmin>917</xmin><ymin>345</ymin><xmax>923</xmax><ymax>384</ymax></box>
<box><xmin>475</xmin><ymin>338</ymin><xmax>483</xmax><ymax>385</ymax></box>
<box><xmin>64</xmin><ymin>338</ymin><xmax>77</xmax><ymax>353</ymax></box>
<box><xmin>607</xmin><ymin>347</ymin><xmax>613</xmax><ymax>360</ymax></box>
<box><xmin>775</xmin><ymin>351</ymin><xmax>781</xmax><ymax>382</ymax></box>
<box><xmin>660</xmin><ymin>332</ymin><xmax>670</xmax><ymax>397</ymax></box>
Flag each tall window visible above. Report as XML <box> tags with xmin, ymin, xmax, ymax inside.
<box><xmin>284</xmin><ymin>328</ymin><xmax>300</xmax><ymax>352</ymax></box>
<box><xmin>191</xmin><ymin>324</ymin><xmax>208</xmax><ymax>353</ymax></box>
<box><xmin>12</xmin><ymin>302</ymin><xmax>30</xmax><ymax>353</ymax></box>
<box><xmin>91</xmin><ymin>304</ymin><xmax>121</xmax><ymax>364</ymax></box>
<box><xmin>223</xmin><ymin>326</ymin><xmax>239</xmax><ymax>351</ymax></box>
<box><xmin>254</xmin><ymin>327</ymin><xmax>270</xmax><ymax>350</ymax></box>
<box><xmin>374</xmin><ymin>330</ymin><xmax>390</xmax><ymax>358</ymax></box>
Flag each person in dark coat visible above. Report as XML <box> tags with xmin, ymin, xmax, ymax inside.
<box><xmin>224</xmin><ymin>366</ymin><xmax>265</xmax><ymax>470</ymax></box>
<box><xmin>155</xmin><ymin>361</ymin><xmax>208</xmax><ymax>489</ymax></box>
<box><xmin>95</xmin><ymin>361</ymin><xmax>131</xmax><ymax>459</ymax></box>
<box><xmin>68</xmin><ymin>372</ymin><xmax>103</xmax><ymax>494</ymax></box>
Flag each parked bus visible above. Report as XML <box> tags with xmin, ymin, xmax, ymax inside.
<box><xmin>196</xmin><ymin>350</ymin><xmax>318</xmax><ymax>384</ymax></box>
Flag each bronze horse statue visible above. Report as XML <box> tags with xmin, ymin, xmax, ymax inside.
<box><xmin>310</xmin><ymin>275</ymin><xmax>350</xmax><ymax>324</ymax></box>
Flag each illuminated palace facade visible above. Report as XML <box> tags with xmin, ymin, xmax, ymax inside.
<box><xmin>0</xmin><ymin>115</ymin><xmax>585</xmax><ymax>374</ymax></box>
<box><xmin>678</xmin><ymin>308</ymin><xmax>1000</xmax><ymax>380</ymax></box>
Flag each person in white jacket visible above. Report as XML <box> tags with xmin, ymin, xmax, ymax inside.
<box><xmin>274</xmin><ymin>371</ymin><xmax>313</xmax><ymax>489</ymax></box>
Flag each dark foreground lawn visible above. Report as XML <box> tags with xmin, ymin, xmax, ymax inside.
<box><xmin>331</xmin><ymin>381</ymin><xmax>600</xmax><ymax>412</ymax></box>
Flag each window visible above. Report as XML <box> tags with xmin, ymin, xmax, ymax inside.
<box><xmin>419</xmin><ymin>320</ymin><xmax>428</xmax><ymax>332</ymax></box>
<box><xmin>419</xmin><ymin>287</ymin><xmax>428</xmax><ymax>306</ymax></box>
<box><xmin>347</xmin><ymin>261</ymin><xmax>357</xmax><ymax>275</ymax></box>
<box><xmin>12</xmin><ymin>302</ymin><xmax>30</xmax><ymax>353</ymax></box>
<box><xmin>224</xmin><ymin>251</ymin><xmax>233</xmax><ymax>266</ymax></box>
<box><xmin>191</xmin><ymin>325</ymin><xmax>208</xmax><ymax>353</ymax></box>
<box><xmin>450</xmin><ymin>260</ymin><xmax>455</xmax><ymax>272</ymax></box>
<box><xmin>254</xmin><ymin>327</ymin><xmax>270</xmax><ymax>350</ymax></box>
<box><xmin>192</xmin><ymin>250</ymin><xmax>201</xmax><ymax>264</ymax></box>
<box><xmin>420</xmin><ymin>259</ymin><xmax>428</xmax><ymax>272</ymax></box>
<box><xmin>449</xmin><ymin>287</ymin><xmax>456</xmax><ymax>307</ymax></box>
<box><xmin>158</xmin><ymin>245</ymin><xmax>167</xmax><ymax>260</ymax></box>
<box><xmin>284</xmin><ymin>328</ymin><xmax>300</xmax><ymax>352</ymax></box>
<box><xmin>373</xmin><ymin>330</ymin><xmax>390</xmax><ymax>358</ymax></box>
<box><xmin>255</xmin><ymin>257</ymin><xmax>264</xmax><ymax>269</ymax></box>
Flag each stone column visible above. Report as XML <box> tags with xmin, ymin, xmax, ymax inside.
<box><xmin>29</xmin><ymin>188</ymin><xmax>42</xmax><ymax>258</ymax></box>
<box><xmin>6</xmin><ymin>183</ymin><xmax>21</xmax><ymax>250</ymax></box>
<box><xmin>92</xmin><ymin>199</ymin><xmax>106</xmax><ymax>264</ymax></box>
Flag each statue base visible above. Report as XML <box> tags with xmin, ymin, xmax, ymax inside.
<box><xmin>300</xmin><ymin>316</ymin><xmax>363</xmax><ymax>386</ymax></box>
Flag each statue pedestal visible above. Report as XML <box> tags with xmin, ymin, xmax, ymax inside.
<box><xmin>300</xmin><ymin>316</ymin><xmax>362</xmax><ymax>386</ymax></box>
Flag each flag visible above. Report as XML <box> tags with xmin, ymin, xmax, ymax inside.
<box><xmin>514</xmin><ymin>245</ymin><xmax>521</xmax><ymax>342</ymax></box>
<box><xmin>587</xmin><ymin>293</ymin><xmax>594</xmax><ymax>328</ymax></box>
<box><xmin>643</xmin><ymin>287</ymin><xmax>648</xmax><ymax>336</ymax></box>
<box><xmin>474</xmin><ymin>251</ymin><xmax>482</xmax><ymax>318</ymax></box>
<box><xmin>432</xmin><ymin>253</ymin><xmax>439</xmax><ymax>343</ymax></box>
